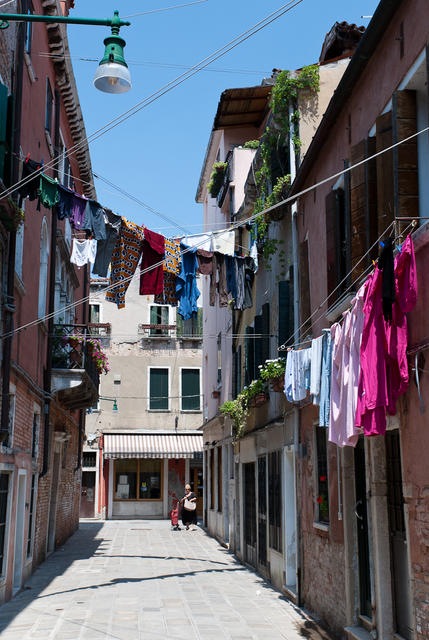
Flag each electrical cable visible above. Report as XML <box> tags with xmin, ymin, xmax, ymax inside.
<box><xmin>3</xmin><ymin>126</ymin><xmax>427</xmax><ymax>341</ymax></box>
<box><xmin>123</xmin><ymin>0</ymin><xmax>208</xmax><ymax>19</ymax></box>
<box><xmin>0</xmin><ymin>0</ymin><xmax>305</xmax><ymax>202</ymax></box>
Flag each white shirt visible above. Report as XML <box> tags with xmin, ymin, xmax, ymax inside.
<box><xmin>70</xmin><ymin>238</ymin><xmax>97</xmax><ymax>267</ymax></box>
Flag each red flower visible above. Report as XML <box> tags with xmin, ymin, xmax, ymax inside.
<box><xmin>316</xmin><ymin>496</ymin><xmax>323</xmax><ymax>504</ymax></box>
<box><xmin>320</xmin><ymin>476</ymin><xmax>327</xmax><ymax>482</ymax></box>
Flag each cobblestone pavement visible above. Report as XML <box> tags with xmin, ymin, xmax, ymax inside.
<box><xmin>0</xmin><ymin>521</ymin><xmax>334</xmax><ymax>640</ymax></box>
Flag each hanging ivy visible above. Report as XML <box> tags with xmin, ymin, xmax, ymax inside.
<box><xmin>253</xmin><ymin>65</ymin><xmax>320</xmax><ymax>265</ymax></box>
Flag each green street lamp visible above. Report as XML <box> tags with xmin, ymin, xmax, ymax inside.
<box><xmin>0</xmin><ymin>9</ymin><xmax>132</xmax><ymax>94</ymax></box>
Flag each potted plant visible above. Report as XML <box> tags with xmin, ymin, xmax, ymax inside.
<box><xmin>246</xmin><ymin>378</ymin><xmax>269</xmax><ymax>408</ymax></box>
<box><xmin>207</xmin><ymin>161</ymin><xmax>227</xmax><ymax>198</ymax></box>
<box><xmin>259</xmin><ymin>358</ymin><xmax>286</xmax><ymax>392</ymax></box>
<box><xmin>220</xmin><ymin>392</ymin><xmax>249</xmax><ymax>440</ymax></box>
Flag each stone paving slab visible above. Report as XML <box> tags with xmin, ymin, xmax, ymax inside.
<box><xmin>0</xmin><ymin>520</ymin><xmax>334</xmax><ymax>640</ymax></box>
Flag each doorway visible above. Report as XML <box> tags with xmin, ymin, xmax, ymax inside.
<box><xmin>354</xmin><ymin>438</ymin><xmax>372</xmax><ymax>619</ymax></box>
<box><xmin>243</xmin><ymin>462</ymin><xmax>256</xmax><ymax>566</ymax></box>
<box><xmin>284</xmin><ymin>448</ymin><xmax>296</xmax><ymax>590</ymax></box>
<box><xmin>386</xmin><ymin>430</ymin><xmax>411</xmax><ymax>639</ymax></box>
<box><xmin>47</xmin><ymin>444</ymin><xmax>61</xmax><ymax>553</ymax></box>
<box><xmin>80</xmin><ymin>471</ymin><xmax>96</xmax><ymax>518</ymax></box>
<box><xmin>12</xmin><ymin>472</ymin><xmax>26</xmax><ymax>592</ymax></box>
<box><xmin>190</xmin><ymin>465</ymin><xmax>203</xmax><ymax>515</ymax></box>
<box><xmin>257</xmin><ymin>456</ymin><xmax>267</xmax><ymax>568</ymax></box>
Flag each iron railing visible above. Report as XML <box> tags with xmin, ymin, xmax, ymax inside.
<box><xmin>52</xmin><ymin>324</ymin><xmax>100</xmax><ymax>390</ymax></box>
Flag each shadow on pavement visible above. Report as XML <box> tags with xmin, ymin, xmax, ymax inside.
<box><xmin>0</xmin><ymin>522</ymin><xmax>104</xmax><ymax>634</ymax></box>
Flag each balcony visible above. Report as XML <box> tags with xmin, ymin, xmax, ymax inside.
<box><xmin>51</xmin><ymin>324</ymin><xmax>100</xmax><ymax>411</ymax></box>
<box><xmin>216</xmin><ymin>151</ymin><xmax>232</xmax><ymax>208</ymax></box>
<box><xmin>88</xmin><ymin>322</ymin><xmax>111</xmax><ymax>348</ymax></box>
<box><xmin>139</xmin><ymin>324</ymin><xmax>176</xmax><ymax>341</ymax></box>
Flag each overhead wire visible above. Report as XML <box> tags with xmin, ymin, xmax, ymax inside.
<box><xmin>0</xmin><ymin>0</ymin><xmax>305</xmax><ymax>203</ymax></box>
<box><xmin>3</xmin><ymin>125</ymin><xmax>428</xmax><ymax>341</ymax></box>
<box><xmin>123</xmin><ymin>0</ymin><xmax>209</xmax><ymax>19</ymax></box>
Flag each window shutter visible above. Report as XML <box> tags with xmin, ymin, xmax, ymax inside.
<box><xmin>392</xmin><ymin>90</ymin><xmax>419</xmax><ymax>226</ymax></box>
<box><xmin>326</xmin><ymin>191</ymin><xmax>338</xmax><ymax>299</ymax></box>
<box><xmin>245</xmin><ymin>326</ymin><xmax>254</xmax><ymax>386</ymax></box>
<box><xmin>150</xmin><ymin>306</ymin><xmax>158</xmax><ymax>325</ymax></box>
<box><xmin>278</xmin><ymin>281</ymin><xmax>291</xmax><ymax>350</ymax></box>
<box><xmin>261</xmin><ymin>303</ymin><xmax>270</xmax><ymax>364</ymax></box>
<box><xmin>0</xmin><ymin>83</ymin><xmax>9</xmax><ymax>181</ymax></box>
<box><xmin>150</xmin><ymin>369</ymin><xmax>168</xmax><ymax>410</ymax></box>
<box><xmin>176</xmin><ymin>312</ymin><xmax>184</xmax><ymax>337</ymax></box>
<box><xmin>299</xmin><ymin>240</ymin><xmax>311</xmax><ymax>336</ymax></box>
<box><xmin>161</xmin><ymin>306</ymin><xmax>169</xmax><ymax>325</ymax></box>
<box><xmin>376</xmin><ymin>111</ymin><xmax>394</xmax><ymax>236</ymax></box>
<box><xmin>181</xmin><ymin>369</ymin><xmax>200</xmax><ymax>411</ymax></box>
<box><xmin>350</xmin><ymin>138</ymin><xmax>378</xmax><ymax>280</ymax></box>
<box><xmin>254</xmin><ymin>315</ymin><xmax>263</xmax><ymax>373</ymax></box>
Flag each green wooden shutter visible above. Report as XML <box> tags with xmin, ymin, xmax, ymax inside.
<box><xmin>150</xmin><ymin>368</ymin><xmax>168</xmax><ymax>410</ymax></box>
<box><xmin>261</xmin><ymin>303</ymin><xmax>270</xmax><ymax>364</ymax></box>
<box><xmin>278</xmin><ymin>281</ymin><xmax>291</xmax><ymax>350</ymax></box>
<box><xmin>0</xmin><ymin>83</ymin><xmax>9</xmax><ymax>182</ymax></box>
<box><xmin>181</xmin><ymin>369</ymin><xmax>200</xmax><ymax>411</ymax></box>
<box><xmin>245</xmin><ymin>326</ymin><xmax>254</xmax><ymax>386</ymax></box>
<box><xmin>254</xmin><ymin>315</ymin><xmax>263</xmax><ymax>373</ymax></box>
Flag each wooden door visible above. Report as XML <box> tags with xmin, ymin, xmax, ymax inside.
<box><xmin>190</xmin><ymin>466</ymin><xmax>203</xmax><ymax>515</ymax></box>
<box><xmin>80</xmin><ymin>471</ymin><xmax>96</xmax><ymax>519</ymax></box>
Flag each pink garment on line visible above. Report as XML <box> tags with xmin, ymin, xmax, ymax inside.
<box><xmin>355</xmin><ymin>236</ymin><xmax>417</xmax><ymax>436</ymax></box>
<box><xmin>329</xmin><ymin>283</ymin><xmax>365</xmax><ymax>448</ymax></box>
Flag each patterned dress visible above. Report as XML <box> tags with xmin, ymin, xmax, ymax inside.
<box><xmin>106</xmin><ymin>218</ymin><xmax>144</xmax><ymax>309</ymax></box>
<box><xmin>154</xmin><ymin>238</ymin><xmax>181</xmax><ymax>306</ymax></box>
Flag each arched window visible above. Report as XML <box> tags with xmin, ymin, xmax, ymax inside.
<box><xmin>38</xmin><ymin>218</ymin><xmax>49</xmax><ymax>319</ymax></box>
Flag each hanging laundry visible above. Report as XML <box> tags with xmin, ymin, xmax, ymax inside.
<box><xmin>329</xmin><ymin>284</ymin><xmax>366</xmax><ymax>447</ymax></box>
<box><xmin>106</xmin><ymin>219</ymin><xmax>144</xmax><ymax>309</ymax></box>
<box><xmin>70</xmin><ymin>192</ymin><xmax>88</xmax><ymax>231</ymax></box>
<box><xmin>234</xmin><ymin>257</ymin><xmax>246</xmax><ymax>310</ymax></box>
<box><xmin>385</xmin><ymin>235</ymin><xmax>417</xmax><ymax>414</ymax></box>
<box><xmin>284</xmin><ymin>349</ymin><xmax>294</xmax><ymax>403</ymax></box>
<box><xmin>163</xmin><ymin>238</ymin><xmax>181</xmax><ymax>275</ymax></box>
<box><xmin>92</xmin><ymin>208</ymin><xmax>122</xmax><ymax>278</ymax></box>
<box><xmin>81</xmin><ymin>200</ymin><xmax>106</xmax><ymax>241</ymax></box>
<box><xmin>140</xmin><ymin>227</ymin><xmax>165</xmax><ymax>296</ymax></box>
<box><xmin>181</xmin><ymin>233</ymin><xmax>212</xmax><ymax>251</ymax></box>
<box><xmin>378</xmin><ymin>237</ymin><xmax>395</xmax><ymax>323</ymax></box>
<box><xmin>154</xmin><ymin>272</ymin><xmax>178</xmax><ymax>306</ymax></box>
<box><xmin>38</xmin><ymin>174</ymin><xmax>59</xmax><ymax>209</ymax></box>
<box><xmin>310</xmin><ymin>335</ymin><xmax>324</xmax><ymax>404</ymax></box>
<box><xmin>56</xmin><ymin>184</ymin><xmax>74</xmax><ymax>220</ymax></box>
<box><xmin>242</xmin><ymin>256</ymin><xmax>255</xmax><ymax>309</ymax></box>
<box><xmin>70</xmin><ymin>238</ymin><xmax>97</xmax><ymax>267</ymax></box>
<box><xmin>250</xmin><ymin>241</ymin><xmax>258</xmax><ymax>273</ymax></box>
<box><xmin>196</xmin><ymin>248</ymin><xmax>213</xmax><ymax>275</ymax></box>
<box><xmin>19</xmin><ymin>159</ymin><xmax>41</xmax><ymax>201</ymax></box>
<box><xmin>225</xmin><ymin>255</ymin><xmax>237</xmax><ymax>301</ymax></box>
<box><xmin>209</xmin><ymin>252</ymin><xmax>228</xmax><ymax>307</ymax></box>
<box><xmin>176</xmin><ymin>243</ymin><xmax>200</xmax><ymax>320</ymax></box>
<box><xmin>319</xmin><ymin>330</ymin><xmax>332</xmax><ymax>427</ymax></box>
<box><xmin>212</xmin><ymin>229</ymin><xmax>235</xmax><ymax>256</ymax></box>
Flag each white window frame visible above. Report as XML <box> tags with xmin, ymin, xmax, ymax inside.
<box><xmin>147</xmin><ymin>366</ymin><xmax>171</xmax><ymax>412</ymax></box>
<box><xmin>179</xmin><ymin>366</ymin><xmax>202</xmax><ymax>412</ymax></box>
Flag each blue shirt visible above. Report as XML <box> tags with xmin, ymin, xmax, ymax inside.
<box><xmin>176</xmin><ymin>244</ymin><xmax>200</xmax><ymax>320</ymax></box>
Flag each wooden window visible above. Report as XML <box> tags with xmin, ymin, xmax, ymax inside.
<box><xmin>26</xmin><ymin>474</ymin><xmax>36</xmax><ymax>557</ymax></box>
<box><xmin>45</xmin><ymin>80</ymin><xmax>53</xmax><ymax>134</ymax></box>
<box><xmin>217</xmin><ymin>333</ymin><xmax>222</xmax><ymax>385</ymax></box>
<box><xmin>89</xmin><ymin>304</ymin><xmax>100</xmax><ymax>324</ymax></box>
<box><xmin>325</xmin><ymin>176</ymin><xmax>351</xmax><ymax>304</ymax></box>
<box><xmin>254</xmin><ymin>314</ymin><xmax>263</xmax><ymax>371</ymax></box>
<box><xmin>176</xmin><ymin>307</ymin><xmax>202</xmax><ymax>338</ymax></box>
<box><xmin>149</xmin><ymin>368</ymin><xmax>169</xmax><ymax>411</ymax></box>
<box><xmin>31</xmin><ymin>412</ymin><xmax>39</xmax><ymax>459</ymax></box>
<box><xmin>299</xmin><ymin>239</ymin><xmax>312</xmax><ymax>336</ymax></box>
<box><xmin>114</xmin><ymin>459</ymin><xmax>162</xmax><ymax>500</ymax></box>
<box><xmin>232</xmin><ymin>345</ymin><xmax>242</xmax><ymax>399</ymax></box>
<box><xmin>261</xmin><ymin>303</ymin><xmax>270</xmax><ymax>363</ymax></box>
<box><xmin>150</xmin><ymin>305</ymin><xmax>169</xmax><ymax>335</ymax></box>
<box><xmin>0</xmin><ymin>473</ymin><xmax>9</xmax><ymax>574</ymax></box>
<box><xmin>245</xmin><ymin>326</ymin><xmax>255</xmax><ymax>386</ymax></box>
<box><xmin>217</xmin><ymin>447</ymin><xmax>222</xmax><ymax>512</ymax></box>
<box><xmin>181</xmin><ymin>368</ymin><xmax>200</xmax><ymax>411</ymax></box>
<box><xmin>210</xmin><ymin>449</ymin><xmax>215</xmax><ymax>510</ymax></box>
<box><xmin>268</xmin><ymin>451</ymin><xmax>282</xmax><ymax>552</ymax></box>
<box><xmin>316</xmin><ymin>427</ymin><xmax>329</xmax><ymax>524</ymax></box>
<box><xmin>244</xmin><ymin>462</ymin><xmax>256</xmax><ymax>548</ymax></box>
<box><xmin>278</xmin><ymin>280</ymin><xmax>293</xmax><ymax>350</ymax></box>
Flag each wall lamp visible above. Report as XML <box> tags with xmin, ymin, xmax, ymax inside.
<box><xmin>99</xmin><ymin>396</ymin><xmax>119</xmax><ymax>413</ymax></box>
<box><xmin>0</xmin><ymin>9</ymin><xmax>132</xmax><ymax>94</ymax></box>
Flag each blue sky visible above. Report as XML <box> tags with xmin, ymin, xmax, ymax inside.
<box><xmin>67</xmin><ymin>0</ymin><xmax>378</xmax><ymax>236</ymax></box>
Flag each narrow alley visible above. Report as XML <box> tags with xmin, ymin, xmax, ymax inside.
<box><xmin>0</xmin><ymin>521</ymin><xmax>332</xmax><ymax>640</ymax></box>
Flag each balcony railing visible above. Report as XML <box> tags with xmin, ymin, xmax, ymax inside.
<box><xmin>138</xmin><ymin>319</ymin><xmax>203</xmax><ymax>341</ymax></box>
<box><xmin>88</xmin><ymin>322</ymin><xmax>111</xmax><ymax>347</ymax></box>
<box><xmin>51</xmin><ymin>324</ymin><xmax>100</xmax><ymax>410</ymax></box>
<box><xmin>138</xmin><ymin>324</ymin><xmax>176</xmax><ymax>339</ymax></box>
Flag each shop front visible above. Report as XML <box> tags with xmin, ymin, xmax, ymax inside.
<box><xmin>103</xmin><ymin>432</ymin><xmax>203</xmax><ymax>519</ymax></box>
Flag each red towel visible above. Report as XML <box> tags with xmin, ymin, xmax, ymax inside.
<box><xmin>140</xmin><ymin>228</ymin><xmax>165</xmax><ymax>295</ymax></box>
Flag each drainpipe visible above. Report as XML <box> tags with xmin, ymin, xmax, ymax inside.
<box><xmin>40</xmin><ymin>89</ymin><xmax>61</xmax><ymax>477</ymax></box>
<box><xmin>0</xmin><ymin>21</ymin><xmax>25</xmax><ymax>442</ymax></box>
<box><xmin>290</xmin><ymin>103</ymin><xmax>302</xmax><ymax>606</ymax></box>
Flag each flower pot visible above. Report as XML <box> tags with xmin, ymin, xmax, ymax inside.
<box><xmin>250</xmin><ymin>392</ymin><xmax>268</xmax><ymax>408</ymax></box>
<box><xmin>270</xmin><ymin>376</ymin><xmax>285</xmax><ymax>392</ymax></box>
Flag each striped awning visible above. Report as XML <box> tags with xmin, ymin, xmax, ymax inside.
<box><xmin>103</xmin><ymin>433</ymin><xmax>203</xmax><ymax>460</ymax></box>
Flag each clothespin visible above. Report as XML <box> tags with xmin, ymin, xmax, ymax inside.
<box><xmin>25</xmin><ymin>153</ymin><xmax>30</xmax><ymax>163</ymax></box>
<box><xmin>40</xmin><ymin>159</ymin><xmax>44</xmax><ymax>170</ymax></box>
<box><xmin>396</xmin><ymin>244</ymin><xmax>402</xmax><ymax>253</ymax></box>
<box><xmin>372</xmin><ymin>259</ymin><xmax>376</xmax><ymax>268</ymax></box>
<box><xmin>379</xmin><ymin>241</ymin><xmax>385</xmax><ymax>248</ymax></box>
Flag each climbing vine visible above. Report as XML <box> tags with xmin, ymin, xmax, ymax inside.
<box><xmin>253</xmin><ymin>65</ymin><xmax>319</xmax><ymax>266</ymax></box>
